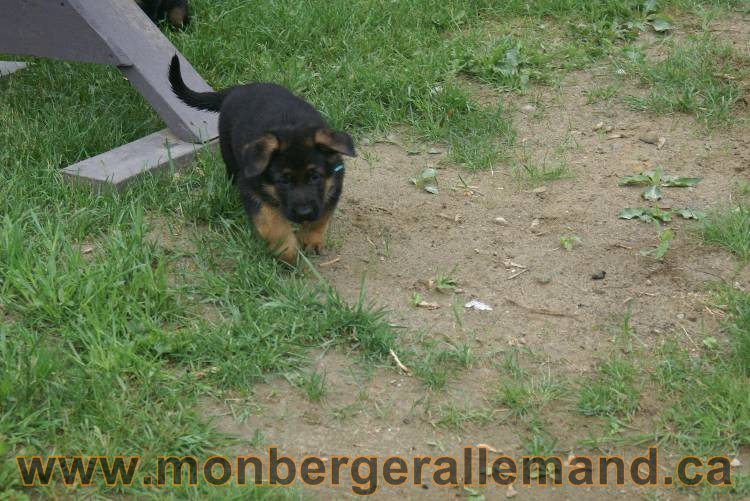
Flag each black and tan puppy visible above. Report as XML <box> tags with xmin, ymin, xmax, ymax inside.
<box><xmin>168</xmin><ymin>55</ymin><xmax>356</xmax><ymax>264</ymax></box>
<box><xmin>136</xmin><ymin>0</ymin><xmax>190</xmax><ymax>30</ymax></box>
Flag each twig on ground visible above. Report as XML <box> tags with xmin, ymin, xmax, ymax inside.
<box><xmin>390</xmin><ymin>349</ymin><xmax>412</xmax><ymax>376</ymax></box>
<box><xmin>319</xmin><ymin>257</ymin><xmax>341</xmax><ymax>267</ymax></box>
<box><xmin>507</xmin><ymin>269</ymin><xmax>530</xmax><ymax>280</ymax></box>
<box><xmin>504</xmin><ymin>298</ymin><xmax>577</xmax><ymax>318</ymax></box>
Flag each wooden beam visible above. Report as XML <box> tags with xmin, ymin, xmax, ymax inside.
<box><xmin>0</xmin><ymin>0</ymin><xmax>218</xmax><ymax>143</ymax></box>
<box><xmin>0</xmin><ymin>61</ymin><xmax>27</xmax><ymax>77</ymax></box>
<box><xmin>62</xmin><ymin>129</ymin><xmax>218</xmax><ymax>189</ymax></box>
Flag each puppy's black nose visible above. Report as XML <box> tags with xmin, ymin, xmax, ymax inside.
<box><xmin>293</xmin><ymin>206</ymin><xmax>315</xmax><ymax>221</ymax></box>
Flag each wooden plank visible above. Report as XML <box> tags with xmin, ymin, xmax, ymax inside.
<box><xmin>61</xmin><ymin>129</ymin><xmax>217</xmax><ymax>189</ymax></box>
<box><xmin>0</xmin><ymin>0</ymin><xmax>129</xmax><ymax>65</ymax></box>
<box><xmin>0</xmin><ymin>0</ymin><xmax>218</xmax><ymax>143</ymax></box>
<box><xmin>0</xmin><ymin>61</ymin><xmax>27</xmax><ymax>77</ymax></box>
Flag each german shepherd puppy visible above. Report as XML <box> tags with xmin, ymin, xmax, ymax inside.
<box><xmin>168</xmin><ymin>56</ymin><xmax>356</xmax><ymax>264</ymax></box>
<box><xmin>136</xmin><ymin>0</ymin><xmax>190</xmax><ymax>30</ymax></box>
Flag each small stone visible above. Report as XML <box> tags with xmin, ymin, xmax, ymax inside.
<box><xmin>507</xmin><ymin>485</ymin><xmax>518</xmax><ymax>498</ymax></box>
<box><xmin>593</xmin><ymin>121</ymin><xmax>604</xmax><ymax>131</ymax></box>
<box><xmin>521</xmin><ymin>104</ymin><xmax>536</xmax><ymax>113</ymax></box>
<box><xmin>591</xmin><ymin>271</ymin><xmax>606</xmax><ymax>280</ymax></box>
<box><xmin>604</xmin><ymin>125</ymin><xmax>614</xmax><ymax>133</ymax></box>
<box><xmin>639</xmin><ymin>132</ymin><xmax>659</xmax><ymax>145</ymax></box>
<box><xmin>731</xmin><ymin>457</ymin><xmax>742</xmax><ymax>467</ymax></box>
<box><xmin>677</xmin><ymin>313</ymin><xmax>685</xmax><ymax>320</ymax></box>
<box><xmin>427</xmin><ymin>147</ymin><xmax>442</xmax><ymax>155</ymax></box>
<box><xmin>532</xmin><ymin>186</ymin><xmax>547</xmax><ymax>194</ymax></box>
<box><xmin>494</xmin><ymin>217</ymin><xmax>509</xmax><ymax>226</ymax></box>
<box><xmin>536</xmin><ymin>276</ymin><xmax>552</xmax><ymax>285</ymax></box>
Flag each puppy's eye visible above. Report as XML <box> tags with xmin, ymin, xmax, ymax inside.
<box><xmin>308</xmin><ymin>171</ymin><xmax>322</xmax><ymax>183</ymax></box>
<box><xmin>280</xmin><ymin>173</ymin><xmax>293</xmax><ymax>186</ymax></box>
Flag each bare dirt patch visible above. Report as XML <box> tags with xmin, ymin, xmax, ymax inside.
<box><xmin>201</xmin><ymin>23</ymin><xmax>750</xmax><ymax>500</ymax></box>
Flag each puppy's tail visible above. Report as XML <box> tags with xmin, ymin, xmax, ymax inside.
<box><xmin>168</xmin><ymin>55</ymin><xmax>226</xmax><ymax>112</ymax></box>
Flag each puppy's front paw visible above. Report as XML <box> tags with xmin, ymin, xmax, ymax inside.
<box><xmin>300</xmin><ymin>233</ymin><xmax>325</xmax><ymax>254</ymax></box>
<box><xmin>278</xmin><ymin>240</ymin><xmax>301</xmax><ymax>264</ymax></box>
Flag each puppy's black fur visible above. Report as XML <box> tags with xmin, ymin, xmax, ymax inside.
<box><xmin>136</xmin><ymin>0</ymin><xmax>190</xmax><ymax>30</ymax></box>
<box><xmin>168</xmin><ymin>55</ymin><xmax>356</xmax><ymax>263</ymax></box>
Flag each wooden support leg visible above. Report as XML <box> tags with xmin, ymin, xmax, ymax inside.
<box><xmin>0</xmin><ymin>61</ymin><xmax>26</xmax><ymax>78</ymax></box>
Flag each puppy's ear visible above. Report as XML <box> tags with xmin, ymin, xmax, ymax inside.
<box><xmin>314</xmin><ymin>129</ymin><xmax>356</xmax><ymax>157</ymax></box>
<box><xmin>240</xmin><ymin>134</ymin><xmax>280</xmax><ymax>177</ymax></box>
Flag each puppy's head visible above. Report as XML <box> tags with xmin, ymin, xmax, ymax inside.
<box><xmin>241</xmin><ymin>128</ymin><xmax>356</xmax><ymax>224</ymax></box>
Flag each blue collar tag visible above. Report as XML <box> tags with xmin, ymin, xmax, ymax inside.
<box><xmin>333</xmin><ymin>164</ymin><xmax>345</xmax><ymax>173</ymax></box>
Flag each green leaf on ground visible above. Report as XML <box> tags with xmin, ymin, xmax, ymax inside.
<box><xmin>662</xmin><ymin>176</ymin><xmax>702</xmax><ymax>187</ymax></box>
<box><xmin>642</xmin><ymin>185</ymin><xmax>662</xmax><ymax>201</ymax></box>
<box><xmin>649</xmin><ymin>15</ymin><xmax>674</xmax><ymax>32</ymax></box>
<box><xmin>641</xmin><ymin>228</ymin><xmax>674</xmax><ymax>260</ymax></box>
<box><xmin>618</xmin><ymin>173</ymin><xmax>652</xmax><ymax>186</ymax></box>
<box><xmin>411</xmin><ymin>168</ymin><xmax>440</xmax><ymax>194</ymax></box>
<box><xmin>675</xmin><ymin>208</ymin><xmax>706</xmax><ymax>220</ymax></box>
<box><xmin>618</xmin><ymin>207</ymin><xmax>672</xmax><ymax>222</ymax></box>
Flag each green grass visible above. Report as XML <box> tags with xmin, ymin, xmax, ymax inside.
<box><xmin>702</xmin><ymin>205</ymin><xmax>750</xmax><ymax>260</ymax></box>
<box><xmin>623</xmin><ymin>34</ymin><xmax>747</xmax><ymax>125</ymax></box>
<box><xmin>289</xmin><ymin>369</ymin><xmax>327</xmax><ymax>402</ymax></box>
<box><xmin>0</xmin><ymin>164</ymin><xmax>396</xmax><ymax>496</ymax></box>
<box><xmin>1</xmin><ymin>0</ymin><xmax>749</xmax><ymax>497</ymax></box>
<box><xmin>577</xmin><ymin>357</ymin><xmax>642</xmax><ymax>418</ymax></box>
<box><xmin>435</xmin><ymin>403</ymin><xmax>494</xmax><ymax>431</ymax></box>
<box><xmin>176</xmin><ymin>0</ymin><xmax>518</xmax><ymax>170</ymax></box>
<box><xmin>496</xmin><ymin>373</ymin><xmax>565</xmax><ymax>419</ymax></box>
<box><xmin>585</xmin><ymin>83</ymin><xmax>621</xmax><ymax>104</ymax></box>
<box><xmin>511</xmin><ymin>159</ymin><xmax>571</xmax><ymax>186</ymax></box>
<box><xmin>654</xmin><ymin>286</ymin><xmax>750</xmax><ymax>455</ymax></box>
<box><xmin>409</xmin><ymin>336</ymin><xmax>475</xmax><ymax>390</ymax></box>
<box><xmin>456</xmin><ymin>1</ymin><xmax>675</xmax><ymax>89</ymax></box>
